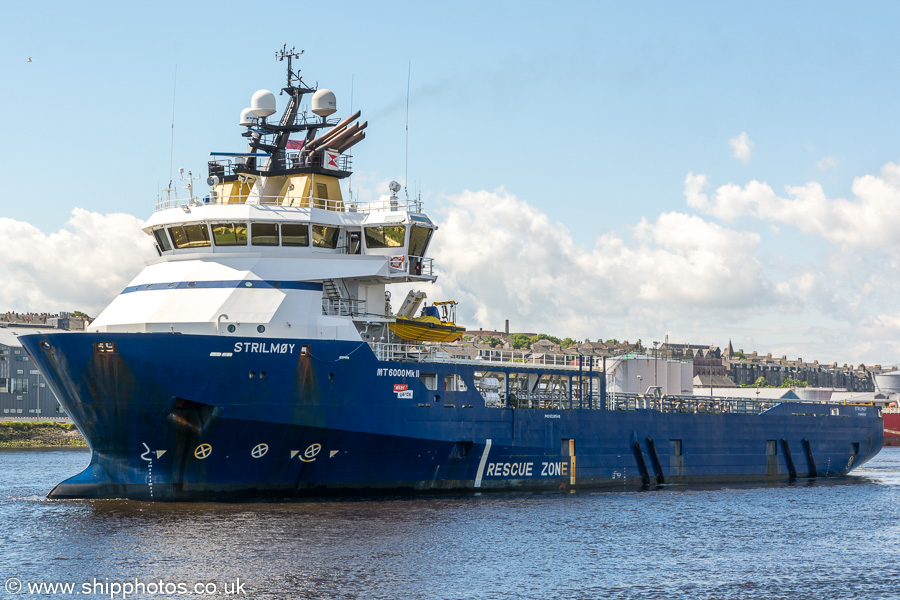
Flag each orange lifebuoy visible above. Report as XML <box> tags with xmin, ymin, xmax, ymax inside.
<box><xmin>390</xmin><ymin>255</ymin><xmax>405</xmax><ymax>269</ymax></box>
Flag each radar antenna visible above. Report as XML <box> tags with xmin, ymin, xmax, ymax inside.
<box><xmin>276</xmin><ymin>44</ymin><xmax>305</xmax><ymax>90</ymax></box>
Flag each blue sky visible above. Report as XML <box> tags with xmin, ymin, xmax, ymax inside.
<box><xmin>4</xmin><ymin>1</ymin><xmax>900</xmax><ymax>366</ymax></box>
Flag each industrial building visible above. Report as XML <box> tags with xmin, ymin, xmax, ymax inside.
<box><xmin>0</xmin><ymin>326</ymin><xmax>67</xmax><ymax>418</ymax></box>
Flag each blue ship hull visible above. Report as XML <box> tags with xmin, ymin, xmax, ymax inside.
<box><xmin>21</xmin><ymin>332</ymin><xmax>883</xmax><ymax>500</ymax></box>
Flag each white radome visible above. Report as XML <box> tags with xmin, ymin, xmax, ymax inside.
<box><xmin>250</xmin><ymin>89</ymin><xmax>277</xmax><ymax>118</ymax></box>
<box><xmin>239</xmin><ymin>107</ymin><xmax>258</xmax><ymax>127</ymax></box>
<box><xmin>311</xmin><ymin>88</ymin><xmax>337</xmax><ymax>117</ymax></box>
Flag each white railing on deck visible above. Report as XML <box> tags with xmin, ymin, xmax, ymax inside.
<box><xmin>323</xmin><ymin>298</ymin><xmax>367</xmax><ymax>317</ymax></box>
<box><xmin>155</xmin><ymin>194</ymin><xmax>424</xmax><ymax>214</ymax></box>
<box><xmin>370</xmin><ymin>342</ymin><xmax>604</xmax><ymax>369</ymax></box>
<box><xmin>370</xmin><ymin>341</ymin><xmax>778</xmax><ymax>416</ymax></box>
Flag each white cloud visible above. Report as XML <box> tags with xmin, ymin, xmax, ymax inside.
<box><xmin>419</xmin><ymin>183</ymin><xmax>900</xmax><ymax>364</ymax></box>
<box><xmin>4</xmin><ymin>180</ymin><xmax>900</xmax><ymax>365</ymax></box>
<box><xmin>0</xmin><ymin>208</ymin><xmax>152</xmax><ymax>315</ymax></box>
<box><xmin>728</xmin><ymin>132</ymin><xmax>754</xmax><ymax>164</ymax></box>
<box><xmin>422</xmin><ymin>188</ymin><xmax>775</xmax><ymax>341</ymax></box>
<box><xmin>684</xmin><ymin>160</ymin><xmax>900</xmax><ymax>250</ymax></box>
<box><xmin>817</xmin><ymin>156</ymin><xmax>838</xmax><ymax>171</ymax></box>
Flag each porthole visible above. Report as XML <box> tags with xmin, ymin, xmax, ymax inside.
<box><xmin>257</xmin><ymin>325</ymin><xmax>266</xmax><ymax>333</ymax></box>
<box><xmin>40</xmin><ymin>341</ymin><xmax>51</xmax><ymax>350</ymax></box>
<box><xmin>227</xmin><ymin>324</ymin><xmax>236</xmax><ymax>333</ymax></box>
<box><xmin>146</xmin><ymin>284</ymin><xmax>153</xmax><ymax>289</ymax></box>
<box><xmin>244</xmin><ymin>281</ymin><xmax>253</xmax><ymax>287</ymax></box>
<box><xmin>260</xmin><ymin>371</ymin><xmax>267</xmax><ymax>380</ymax></box>
<box><xmin>249</xmin><ymin>371</ymin><xmax>256</xmax><ymax>379</ymax></box>
<box><xmin>188</xmin><ymin>282</ymin><xmax>196</xmax><ymax>287</ymax></box>
<box><xmin>167</xmin><ymin>283</ymin><xmax>175</xmax><ymax>288</ymax></box>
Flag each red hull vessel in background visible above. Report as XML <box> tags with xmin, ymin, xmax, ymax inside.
<box><xmin>884</xmin><ymin>408</ymin><xmax>900</xmax><ymax>446</ymax></box>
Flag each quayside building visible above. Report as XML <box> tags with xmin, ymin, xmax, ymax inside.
<box><xmin>0</xmin><ymin>312</ymin><xmax>87</xmax><ymax>418</ymax></box>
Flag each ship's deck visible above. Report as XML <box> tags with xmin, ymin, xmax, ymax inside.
<box><xmin>367</xmin><ymin>341</ymin><xmax>807</xmax><ymax>416</ymax></box>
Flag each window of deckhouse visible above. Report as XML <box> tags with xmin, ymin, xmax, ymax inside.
<box><xmin>364</xmin><ymin>225</ymin><xmax>407</xmax><ymax>249</ymax></box>
<box><xmin>212</xmin><ymin>223</ymin><xmax>248</xmax><ymax>246</ymax></box>
<box><xmin>251</xmin><ymin>223</ymin><xmax>279</xmax><ymax>246</ymax></box>
<box><xmin>312</xmin><ymin>225</ymin><xmax>340</xmax><ymax>249</ymax></box>
<box><xmin>168</xmin><ymin>224</ymin><xmax>211</xmax><ymax>249</ymax></box>
<box><xmin>281</xmin><ymin>223</ymin><xmax>310</xmax><ymax>247</ymax></box>
<box><xmin>153</xmin><ymin>229</ymin><xmax>173</xmax><ymax>251</ymax></box>
<box><xmin>348</xmin><ymin>231</ymin><xmax>361</xmax><ymax>254</ymax></box>
<box><xmin>408</xmin><ymin>225</ymin><xmax>433</xmax><ymax>257</ymax></box>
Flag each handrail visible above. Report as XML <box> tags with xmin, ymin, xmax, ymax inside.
<box><xmin>322</xmin><ymin>298</ymin><xmax>367</xmax><ymax>317</ymax></box>
<box><xmin>370</xmin><ymin>342</ymin><xmax>605</xmax><ymax>369</ymax></box>
<box><xmin>368</xmin><ymin>341</ymin><xmax>780</xmax><ymax>416</ymax></box>
<box><xmin>155</xmin><ymin>193</ymin><xmax>424</xmax><ymax>214</ymax></box>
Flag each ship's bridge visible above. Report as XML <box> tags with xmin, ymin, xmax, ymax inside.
<box><xmin>144</xmin><ymin>196</ymin><xmax>436</xmax><ymax>283</ymax></box>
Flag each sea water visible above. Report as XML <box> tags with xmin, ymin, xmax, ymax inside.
<box><xmin>1</xmin><ymin>447</ymin><xmax>898</xmax><ymax>599</ymax></box>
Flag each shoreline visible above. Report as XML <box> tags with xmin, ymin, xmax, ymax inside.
<box><xmin>0</xmin><ymin>422</ymin><xmax>86</xmax><ymax>448</ymax></box>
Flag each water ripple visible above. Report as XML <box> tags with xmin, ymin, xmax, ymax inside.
<box><xmin>1</xmin><ymin>447</ymin><xmax>898</xmax><ymax>599</ymax></box>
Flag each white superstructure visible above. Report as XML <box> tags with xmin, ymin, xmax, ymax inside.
<box><xmin>89</xmin><ymin>48</ymin><xmax>439</xmax><ymax>345</ymax></box>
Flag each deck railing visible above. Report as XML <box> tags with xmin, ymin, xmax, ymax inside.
<box><xmin>156</xmin><ymin>193</ymin><xmax>423</xmax><ymax>214</ymax></box>
<box><xmin>322</xmin><ymin>298</ymin><xmax>367</xmax><ymax>317</ymax></box>
<box><xmin>369</xmin><ymin>341</ymin><xmax>777</xmax><ymax>416</ymax></box>
<box><xmin>370</xmin><ymin>342</ymin><xmax>604</xmax><ymax>369</ymax></box>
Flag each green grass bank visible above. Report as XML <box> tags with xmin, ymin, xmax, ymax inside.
<box><xmin>0</xmin><ymin>421</ymin><xmax>86</xmax><ymax>448</ymax></box>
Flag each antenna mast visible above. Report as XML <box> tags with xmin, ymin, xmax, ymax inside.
<box><xmin>276</xmin><ymin>43</ymin><xmax>304</xmax><ymax>90</ymax></box>
<box><xmin>348</xmin><ymin>74</ymin><xmax>355</xmax><ymax>198</ymax></box>
<box><xmin>167</xmin><ymin>65</ymin><xmax>177</xmax><ymax>200</ymax></box>
<box><xmin>404</xmin><ymin>61</ymin><xmax>411</xmax><ymax>199</ymax></box>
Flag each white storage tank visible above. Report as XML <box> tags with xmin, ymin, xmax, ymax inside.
<box><xmin>875</xmin><ymin>371</ymin><xmax>900</xmax><ymax>394</ymax></box>
<box><xmin>607</xmin><ymin>355</ymin><xmax>694</xmax><ymax>396</ymax></box>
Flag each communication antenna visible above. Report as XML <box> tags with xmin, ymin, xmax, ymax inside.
<box><xmin>404</xmin><ymin>61</ymin><xmax>411</xmax><ymax>200</ymax></box>
<box><xmin>348</xmin><ymin>74</ymin><xmax>355</xmax><ymax>200</ymax></box>
<box><xmin>168</xmin><ymin>65</ymin><xmax>177</xmax><ymax>197</ymax></box>
<box><xmin>276</xmin><ymin>43</ymin><xmax>304</xmax><ymax>90</ymax></box>
<box><xmin>179</xmin><ymin>167</ymin><xmax>201</xmax><ymax>202</ymax></box>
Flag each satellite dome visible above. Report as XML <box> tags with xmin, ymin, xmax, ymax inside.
<box><xmin>250</xmin><ymin>89</ymin><xmax>277</xmax><ymax>118</ymax></box>
<box><xmin>239</xmin><ymin>107</ymin><xmax>258</xmax><ymax>127</ymax></box>
<box><xmin>311</xmin><ymin>88</ymin><xmax>337</xmax><ymax>117</ymax></box>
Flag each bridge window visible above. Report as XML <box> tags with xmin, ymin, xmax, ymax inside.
<box><xmin>212</xmin><ymin>223</ymin><xmax>248</xmax><ymax>246</ymax></box>
<box><xmin>312</xmin><ymin>225</ymin><xmax>340</xmax><ymax>249</ymax></box>
<box><xmin>251</xmin><ymin>223</ymin><xmax>279</xmax><ymax>246</ymax></box>
<box><xmin>153</xmin><ymin>228</ymin><xmax>172</xmax><ymax>251</ymax></box>
<box><xmin>281</xmin><ymin>223</ymin><xmax>309</xmax><ymax>247</ymax></box>
<box><xmin>168</xmin><ymin>224</ymin><xmax>211</xmax><ymax>249</ymax></box>
<box><xmin>408</xmin><ymin>225</ymin><xmax>433</xmax><ymax>257</ymax></box>
<box><xmin>365</xmin><ymin>225</ymin><xmax>406</xmax><ymax>248</ymax></box>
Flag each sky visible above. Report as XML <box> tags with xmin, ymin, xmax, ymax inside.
<box><xmin>3</xmin><ymin>1</ymin><xmax>900</xmax><ymax>366</ymax></box>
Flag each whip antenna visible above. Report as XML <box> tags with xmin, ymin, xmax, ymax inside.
<box><xmin>405</xmin><ymin>61</ymin><xmax>410</xmax><ymax>199</ymax></box>
<box><xmin>349</xmin><ymin>74</ymin><xmax>354</xmax><ymax>198</ymax></box>
<box><xmin>167</xmin><ymin>65</ymin><xmax>177</xmax><ymax>197</ymax></box>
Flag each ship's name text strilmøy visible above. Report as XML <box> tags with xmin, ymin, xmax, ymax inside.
<box><xmin>233</xmin><ymin>342</ymin><xmax>297</xmax><ymax>354</ymax></box>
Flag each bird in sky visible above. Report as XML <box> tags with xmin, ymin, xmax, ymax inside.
<box><xmin>27</xmin><ymin>57</ymin><xmax>33</xmax><ymax>63</ymax></box>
